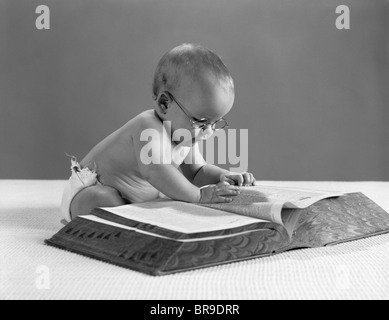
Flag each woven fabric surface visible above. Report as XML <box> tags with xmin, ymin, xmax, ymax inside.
<box><xmin>1</xmin><ymin>180</ymin><xmax>388</xmax><ymax>300</ymax></box>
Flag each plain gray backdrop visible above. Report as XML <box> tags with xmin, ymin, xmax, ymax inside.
<box><xmin>1</xmin><ymin>0</ymin><xmax>388</xmax><ymax>180</ymax></box>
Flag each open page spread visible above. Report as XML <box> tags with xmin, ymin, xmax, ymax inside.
<box><xmin>92</xmin><ymin>185</ymin><xmax>343</xmax><ymax>237</ymax></box>
<box><xmin>201</xmin><ymin>184</ymin><xmax>344</xmax><ymax>227</ymax></box>
<box><xmin>97</xmin><ymin>200</ymin><xmax>264</xmax><ymax>234</ymax></box>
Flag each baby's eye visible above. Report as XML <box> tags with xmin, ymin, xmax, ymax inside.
<box><xmin>191</xmin><ymin>118</ymin><xmax>209</xmax><ymax>129</ymax></box>
<box><xmin>196</xmin><ymin>119</ymin><xmax>208</xmax><ymax>125</ymax></box>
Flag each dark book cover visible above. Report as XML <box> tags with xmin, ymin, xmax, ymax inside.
<box><xmin>45</xmin><ymin>193</ymin><xmax>389</xmax><ymax>276</ymax></box>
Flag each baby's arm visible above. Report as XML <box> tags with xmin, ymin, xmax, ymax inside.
<box><xmin>182</xmin><ymin>142</ymin><xmax>256</xmax><ymax>187</ymax></box>
<box><xmin>146</xmin><ymin>164</ymin><xmax>240</xmax><ymax>204</ymax></box>
<box><xmin>132</xmin><ymin>117</ymin><xmax>240</xmax><ymax>203</ymax></box>
<box><xmin>179</xmin><ymin>142</ymin><xmax>229</xmax><ymax>187</ymax></box>
<box><xmin>132</xmin><ymin>118</ymin><xmax>201</xmax><ymax>202</ymax></box>
<box><xmin>147</xmin><ymin>164</ymin><xmax>201</xmax><ymax>203</ymax></box>
<box><xmin>195</xmin><ymin>165</ymin><xmax>256</xmax><ymax>187</ymax></box>
<box><xmin>193</xmin><ymin>164</ymin><xmax>230</xmax><ymax>187</ymax></box>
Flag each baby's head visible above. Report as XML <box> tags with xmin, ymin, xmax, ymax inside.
<box><xmin>152</xmin><ymin>43</ymin><xmax>235</xmax><ymax>143</ymax></box>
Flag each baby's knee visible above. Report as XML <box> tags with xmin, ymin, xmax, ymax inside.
<box><xmin>93</xmin><ymin>186</ymin><xmax>127</xmax><ymax>207</ymax></box>
<box><xmin>70</xmin><ymin>186</ymin><xmax>126</xmax><ymax>220</ymax></box>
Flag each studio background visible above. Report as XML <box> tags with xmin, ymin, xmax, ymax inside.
<box><xmin>1</xmin><ymin>0</ymin><xmax>388</xmax><ymax>181</ymax></box>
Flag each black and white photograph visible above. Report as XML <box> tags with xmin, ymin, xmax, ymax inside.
<box><xmin>1</xmin><ymin>0</ymin><xmax>388</xmax><ymax>302</ymax></box>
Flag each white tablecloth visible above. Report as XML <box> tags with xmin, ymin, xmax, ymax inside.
<box><xmin>1</xmin><ymin>180</ymin><xmax>388</xmax><ymax>300</ymax></box>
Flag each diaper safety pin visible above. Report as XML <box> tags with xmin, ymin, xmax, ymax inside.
<box><xmin>72</xmin><ymin>165</ymin><xmax>86</xmax><ymax>186</ymax></box>
<box><xmin>65</xmin><ymin>152</ymin><xmax>85</xmax><ymax>186</ymax></box>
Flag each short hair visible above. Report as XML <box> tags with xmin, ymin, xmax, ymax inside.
<box><xmin>152</xmin><ymin>43</ymin><xmax>234</xmax><ymax>100</ymax></box>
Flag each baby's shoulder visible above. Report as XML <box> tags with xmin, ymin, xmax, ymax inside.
<box><xmin>123</xmin><ymin>109</ymin><xmax>165</xmax><ymax>139</ymax></box>
<box><xmin>126</xmin><ymin>109</ymin><xmax>161</xmax><ymax>130</ymax></box>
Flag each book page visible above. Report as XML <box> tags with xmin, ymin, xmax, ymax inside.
<box><xmin>281</xmin><ymin>209</ymin><xmax>302</xmax><ymax>238</ymax></box>
<box><xmin>100</xmin><ymin>200</ymin><xmax>264</xmax><ymax>234</ymax></box>
<box><xmin>242</xmin><ymin>184</ymin><xmax>343</xmax><ymax>208</ymax></box>
<box><xmin>80</xmin><ymin>215</ymin><xmax>271</xmax><ymax>242</ymax></box>
<box><xmin>202</xmin><ymin>202</ymin><xmax>285</xmax><ymax>225</ymax></box>
<box><xmin>201</xmin><ymin>184</ymin><xmax>344</xmax><ymax>227</ymax></box>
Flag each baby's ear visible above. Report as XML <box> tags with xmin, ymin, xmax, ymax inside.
<box><xmin>158</xmin><ymin>93</ymin><xmax>170</xmax><ymax>113</ymax></box>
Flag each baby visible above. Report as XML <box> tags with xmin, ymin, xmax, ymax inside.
<box><xmin>61</xmin><ymin>43</ymin><xmax>256</xmax><ymax>222</ymax></box>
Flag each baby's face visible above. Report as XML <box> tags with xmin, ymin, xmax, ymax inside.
<box><xmin>168</xmin><ymin>72</ymin><xmax>234</xmax><ymax>145</ymax></box>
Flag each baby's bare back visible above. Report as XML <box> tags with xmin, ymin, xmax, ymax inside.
<box><xmin>80</xmin><ymin>110</ymin><xmax>164</xmax><ymax>203</ymax></box>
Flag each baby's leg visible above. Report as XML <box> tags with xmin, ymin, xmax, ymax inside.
<box><xmin>70</xmin><ymin>185</ymin><xmax>128</xmax><ymax>219</ymax></box>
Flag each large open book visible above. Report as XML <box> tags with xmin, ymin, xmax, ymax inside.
<box><xmin>46</xmin><ymin>185</ymin><xmax>389</xmax><ymax>276</ymax></box>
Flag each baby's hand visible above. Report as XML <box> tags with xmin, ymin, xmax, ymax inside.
<box><xmin>220</xmin><ymin>172</ymin><xmax>256</xmax><ymax>187</ymax></box>
<box><xmin>199</xmin><ymin>182</ymin><xmax>240</xmax><ymax>204</ymax></box>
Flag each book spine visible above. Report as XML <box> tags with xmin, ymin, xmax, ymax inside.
<box><xmin>45</xmin><ymin>218</ymin><xmax>290</xmax><ymax>276</ymax></box>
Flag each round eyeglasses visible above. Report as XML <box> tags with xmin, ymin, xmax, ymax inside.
<box><xmin>164</xmin><ymin>91</ymin><xmax>229</xmax><ymax>131</ymax></box>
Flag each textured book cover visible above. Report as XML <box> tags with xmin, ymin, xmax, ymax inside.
<box><xmin>45</xmin><ymin>193</ymin><xmax>389</xmax><ymax>276</ymax></box>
